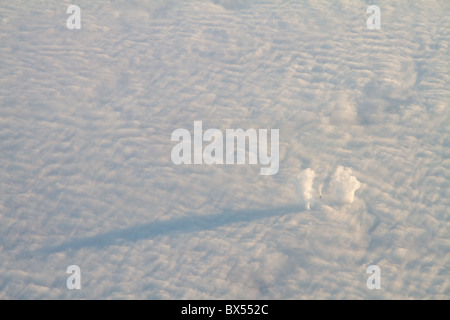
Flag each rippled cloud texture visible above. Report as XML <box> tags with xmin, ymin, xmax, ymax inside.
<box><xmin>0</xmin><ymin>0</ymin><xmax>449</xmax><ymax>299</ymax></box>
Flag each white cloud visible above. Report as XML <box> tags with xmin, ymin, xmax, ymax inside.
<box><xmin>328</xmin><ymin>166</ymin><xmax>361</xmax><ymax>205</ymax></box>
<box><xmin>296</xmin><ymin>168</ymin><xmax>316</xmax><ymax>210</ymax></box>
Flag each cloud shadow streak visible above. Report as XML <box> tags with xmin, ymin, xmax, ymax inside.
<box><xmin>35</xmin><ymin>205</ymin><xmax>302</xmax><ymax>255</ymax></box>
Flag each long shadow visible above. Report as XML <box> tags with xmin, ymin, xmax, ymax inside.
<box><xmin>36</xmin><ymin>205</ymin><xmax>301</xmax><ymax>255</ymax></box>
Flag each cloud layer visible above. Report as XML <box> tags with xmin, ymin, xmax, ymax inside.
<box><xmin>0</xmin><ymin>0</ymin><xmax>448</xmax><ymax>299</ymax></box>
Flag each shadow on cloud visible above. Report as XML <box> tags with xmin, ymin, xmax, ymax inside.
<box><xmin>35</xmin><ymin>205</ymin><xmax>302</xmax><ymax>254</ymax></box>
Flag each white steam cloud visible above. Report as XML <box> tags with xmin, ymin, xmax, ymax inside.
<box><xmin>328</xmin><ymin>166</ymin><xmax>361</xmax><ymax>205</ymax></box>
<box><xmin>296</xmin><ymin>168</ymin><xmax>316</xmax><ymax>210</ymax></box>
<box><xmin>296</xmin><ymin>166</ymin><xmax>361</xmax><ymax>209</ymax></box>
